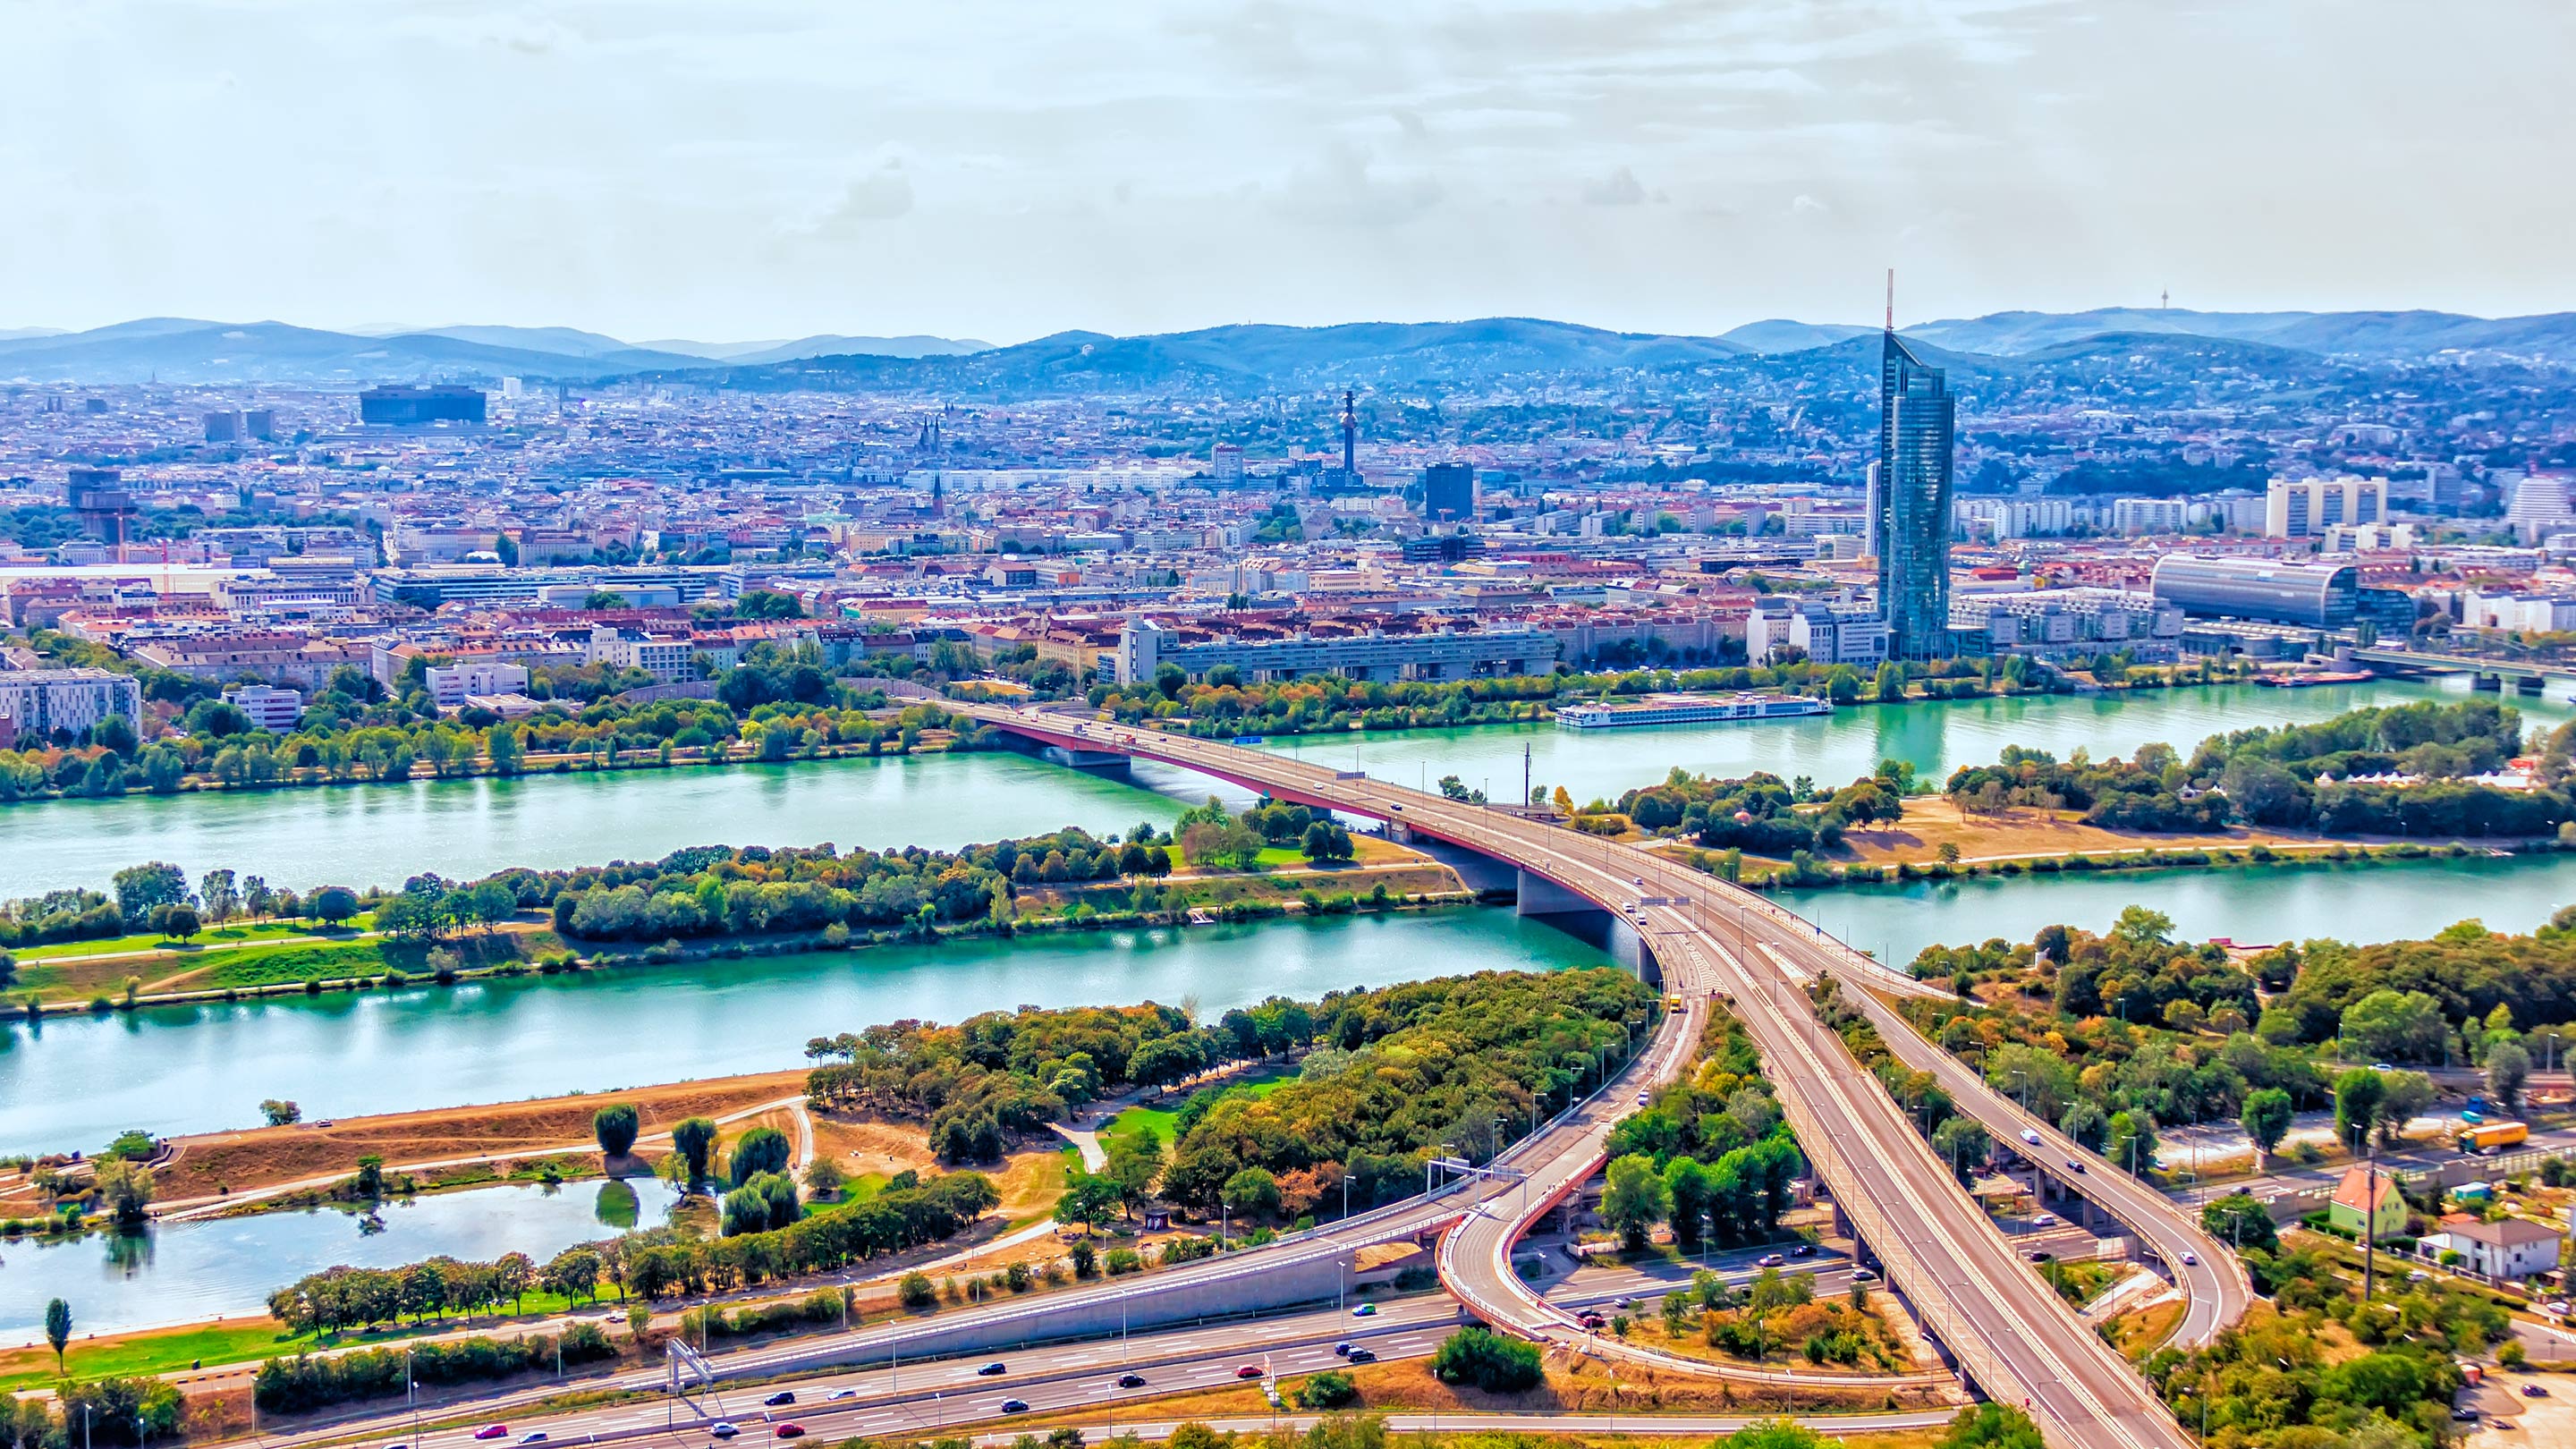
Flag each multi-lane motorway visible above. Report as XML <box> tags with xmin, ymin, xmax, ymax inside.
<box><xmin>964</xmin><ymin>703</ymin><xmax>2241</xmax><ymax>1449</ymax></box>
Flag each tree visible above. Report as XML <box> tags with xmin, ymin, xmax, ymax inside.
<box><xmin>1931</xmin><ymin>1117</ymin><xmax>1990</xmax><ymax>1186</ymax></box>
<box><xmin>1221</xmin><ymin>1166</ymin><xmax>1282</xmax><ymax>1220</ymax></box>
<box><xmin>1060</xmin><ymin>1172</ymin><xmax>1123</xmax><ymax>1233</ymax></box>
<box><xmin>260</xmin><ymin>1099</ymin><xmax>302</xmax><ymax>1127</ymax></box>
<box><xmin>1933</xmin><ymin>1404</ymin><xmax>2046</xmax><ymax>1449</ymax></box>
<box><xmin>1102</xmin><ymin>1134</ymin><xmax>1164</xmax><ymax>1216</ymax></box>
<box><xmin>1429</xmin><ymin>1327</ymin><xmax>1542</xmax><ymax>1392</ymax></box>
<box><xmin>94</xmin><ymin>713</ymin><xmax>140</xmax><ymax>758</ymax></box>
<box><xmin>486</xmin><ymin>724</ymin><xmax>524</xmax><ymax>775</ymax></box>
<box><xmin>583</xmin><ymin>591</ymin><xmax>631</xmax><ymax>611</ymax></box>
<box><xmin>2333</xmin><ymin>1069</ymin><xmax>2385</xmax><ymax>1153</ymax></box>
<box><xmin>728</xmin><ymin>1126</ymin><xmax>792</xmax><ymax>1188</ymax></box>
<box><xmin>2240</xmin><ymin>1089</ymin><xmax>2294</xmax><ymax>1168</ymax></box>
<box><xmin>898</xmin><ymin>1271</ymin><xmax>936</xmax><ymax>1309</ymax></box>
<box><xmin>2488</xmin><ymin>1040</ymin><xmax>2533</xmax><ymax>1111</ymax></box>
<box><xmin>2374</xmin><ymin>1071</ymin><xmax>2436</xmax><ymax>1148</ymax></box>
<box><xmin>2199</xmin><ymin>1193</ymin><xmax>2279</xmax><ymax>1253</ymax></box>
<box><xmin>2339</xmin><ymin>988</ymin><xmax>2446</xmax><ymax>1063</ymax></box>
<box><xmin>113</xmin><ymin>862</ymin><xmax>190</xmax><ymax>919</ymax></box>
<box><xmin>1601</xmin><ymin>1152</ymin><xmax>1672</xmax><ymax>1250</ymax></box>
<box><xmin>672</xmin><ymin>1118</ymin><xmax>719</xmax><ymax>1185</ymax></box>
<box><xmin>458</xmin><ymin>880</ymin><xmax>518</xmax><ymax>935</ymax></box>
<box><xmin>94</xmin><ymin>1157</ymin><xmax>155</xmax><ymax>1224</ymax></box>
<box><xmin>2105</xmin><ymin>1110</ymin><xmax>2157</xmax><ymax>1176</ymax></box>
<box><xmin>310</xmin><ymin>886</ymin><xmax>360</xmax><ymax>927</ymax></box>
<box><xmin>593</xmin><ymin>1103</ymin><xmax>641</xmax><ymax>1159</ymax></box>
<box><xmin>147</xmin><ymin>902</ymin><xmax>202</xmax><ymax>943</ymax></box>
<box><xmin>199</xmin><ymin>869</ymin><xmax>240</xmax><ymax>922</ymax></box>
<box><xmin>45</xmin><ymin>1298</ymin><xmax>70</xmax><ymax>1375</ymax></box>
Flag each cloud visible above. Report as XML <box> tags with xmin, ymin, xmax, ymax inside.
<box><xmin>1791</xmin><ymin>193</ymin><xmax>1831</xmax><ymax>216</ymax></box>
<box><xmin>1581</xmin><ymin>166</ymin><xmax>1647</xmax><ymax>207</ymax></box>
<box><xmin>1276</xmin><ymin>143</ymin><xmax>1440</xmax><ymax>226</ymax></box>
<box><xmin>826</xmin><ymin>164</ymin><xmax>915</xmax><ymax>225</ymax></box>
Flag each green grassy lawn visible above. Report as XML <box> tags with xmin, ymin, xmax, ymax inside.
<box><xmin>1097</xmin><ymin>1066</ymin><xmax>1292</xmax><ymax>1152</ymax></box>
<box><xmin>13</xmin><ymin>917</ymin><xmax>374</xmax><ymax>962</ymax></box>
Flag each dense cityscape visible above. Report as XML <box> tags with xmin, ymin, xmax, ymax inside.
<box><xmin>8</xmin><ymin>4</ymin><xmax>2576</xmax><ymax>1449</ymax></box>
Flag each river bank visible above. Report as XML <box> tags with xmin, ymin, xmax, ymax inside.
<box><xmin>7</xmin><ymin>674</ymin><xmax>2560</xmax><ymax>900</ymax></box>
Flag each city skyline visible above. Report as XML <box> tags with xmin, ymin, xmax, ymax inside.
<box><xmin>4</xmin><ymin>0</ymin><xmax>2566</xmax><ymax>341</ymax></box>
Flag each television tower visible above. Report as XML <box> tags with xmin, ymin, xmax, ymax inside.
<box><xmin>1338</xmin><ymin>389</ymin><xmax>1358</xmax><ymax>478</ymax></box>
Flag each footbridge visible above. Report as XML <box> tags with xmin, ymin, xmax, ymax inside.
<box><xmin>962</xmin><ymin>702</ymin><xmax>2244</xmax><ymax>1449</ymax></box>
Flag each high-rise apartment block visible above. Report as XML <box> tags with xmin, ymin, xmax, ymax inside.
<box><xmin>1874</xmin><ymin>328</ymin><xmax>1956</xmax><ymax>658</ymax></box>
<box><xmin>2264</xmin><ymin>477</ymin><xmax>2385</xmax><ymax>538</ymax></box>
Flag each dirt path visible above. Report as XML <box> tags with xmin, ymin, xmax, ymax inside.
<box><xmin>155</xmin><ymin>1094</ymin><xmax>813</xmax><ymax>1221</ymax></box>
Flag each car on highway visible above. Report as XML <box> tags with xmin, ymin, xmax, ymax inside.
<box><xmin>2526</xmin><ymin>1384</ymin><xmax>2552</xmax><ymax>1398</ymax></box>
<box><xmin>2182</xmin><ymin>1251</ymin><xmax>2199</xmax><ymax>1266</ymax></box>
<box><xmin>977</xmin><ymin>1362</ymin><xmax>1008</xmax><ymax>1377</ymax></box>
<box><xmin>474</xmin><ymin>1429</ymin><xmax>508</xmax><ymax>1442</ymax></box>
<box><xmin>763</xmin><ymin>1392</ymin><xmax>796</xmax><ymax>1407</ymax></box>
<box><xmin>1757</xmin><ymin>1252</ymin><xmax>1785</xmax><ymax>1267</ymax></box>
<box><xmin>1000</xmin><ymin>1401</ymin><xmax>1030</xmax><ymax>1415</ymax></box>
<box><xmin>2031</xmin><ymin>1213</ymin><xmax>2058</xmax><ymax>1228</ymax></box>
<box><xmin>2020</xmin><ymin>1129</ymin><xmax>2043</xmax><ymax>1147</ymax></box>
<box><xmin>1636</xmin><ymin>1091</ymin><xmax>1650</xmax><ymax>1106</ymax></box>
<box><xmin>1351</xmin><ymin>1302</ymin><xmax>1377</xmax><ymax>1317</ymax></box>
<box><xmin>1852</xmin><ymin>1268</ymin><xmax>1878</xmax><ymax>1283</ymax></box>
<box><xmin>2065</xmin><ymin>1159</ymin><xmax>2086</xmax><ymax>1174</ymax></box>
<box><xmin>774</xmin><ymin>1427</ymin><xmax>805</xmax><ymax>1440</ymax></box>
<box><xmin>2026</xmin><ymin>1250</ymin><xmax>2054</xmax><ymax>1263</ymax></box>
<box><xmin>1116</xmin><ymin>1373</ymin><xmax>1148</xmax><ymax>1388</ymax></box>
<box><xmin>1345</xmin><ymin>1348</ymin><xmax>1377</xmax><ymax>1364</ymax></box>
<box><xmin>825</xmin><ymin>1390</ymin><xmax>858</xmax><ymax>1402</ymax></box>
<box><xmin>1334</xmin><ymin>1343</ymin><xmax>1354</xmax><ymax>1358</ymax></box>
<box><xmin>708</xmin><ymin>1425</ymin><xmax>739</xmax><ymax>1440</ymax></box>
<box><xmin>1235</xmin><ymin>1365</ymin><xmax>1264</xmax><ymax>1379</ymax></box>
<box><xmin>519</xmin><ymin>1435</ymin><xmax>547</xmax><ymax>1445</ymax></box>
<box><xmin>1790</xmin><ymin>1243</ymin><xmax>1816</xmax><ymax>1258</ymax></box>
<box><xmin>2374</xmin><ymin>1063</ymin><xmax>2395</xmax><ymax>1072</ymax></box>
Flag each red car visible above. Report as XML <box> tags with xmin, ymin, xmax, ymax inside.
<box><xmin>774</xmin><ymin>1427</ymin><xmax>805</xmax><ymax>1440</ymax></box>
<box><xmin>474</xmin><ymin>1430</ymin><xmax>508</xmax><ymax>1442</ymax></box>
<box><xmin>1234</xmin><ymin>1366</ymin><xmax>1262</xmax><ymax>1380</ymax></box>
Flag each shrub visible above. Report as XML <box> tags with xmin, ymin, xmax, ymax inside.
<box><xmin>898</xmin><ymin>1271</ymin><xmax>936</xmax><ymax>1309</ymax></box>
<box><xmin>1429</xmin><ymin>1327</ymin><xmax>1542</xmax><ymax>1393</ymax></box>
<box><xmin>1294</xmin><ymin>1370</ymin><xmax>1360</xmax><ymax>1408</ymax></box>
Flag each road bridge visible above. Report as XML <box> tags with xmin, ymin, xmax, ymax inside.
<box><xmin>964</xmin><ymin>702</ymin><xmax>2246</xmax><ymax>1449</ymax></box>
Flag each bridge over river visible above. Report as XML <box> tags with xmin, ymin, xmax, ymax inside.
<box><xmin>965</xmin><ymin>701</ymin><xmax>2246</xmax><ymax>1449</ymax></box>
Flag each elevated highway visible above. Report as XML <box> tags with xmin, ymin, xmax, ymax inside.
<box><xmin>963</xmin><ymin>702</ymin><xmax>2245</xmax><ymax>1449</ymax></box>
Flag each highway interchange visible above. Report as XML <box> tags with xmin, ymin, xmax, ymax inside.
<box><xmin>236</xmin><ymin>708</ymin><xmax>2245</xmax><ymax>1449</ymax></box>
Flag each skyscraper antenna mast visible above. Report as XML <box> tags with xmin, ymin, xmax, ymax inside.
<box><xmin>1885</xmin><ymin>268</ymin><xmax>1895</xmax><ymax>331</ymax></box>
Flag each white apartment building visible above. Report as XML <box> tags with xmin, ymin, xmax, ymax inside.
<box><xmin>1956</xmin><ymin>498</ymin><xmax>2078</xmax><ymax>539</ymax></box>
<box><xmin>0</xmin><ymin>667</ymin><xmax>145</xmax><ymax>740</ymax></box>
<box><xmin>2322</xmin><ymin>522</ymin><xmax>2418</xmax><ymax>552</ymax></box>
<box><xmin>226</xmin><ymin>684</ymin><xmax>306</xmax><ymax>732</ymax></box>
<box><xmin>2504</xmin><ymin>475</ymin><xmax>2575</xmax><ymax>545</ymax></box>
<box><xmin>2462</xmin><ymin>589</ymin><xmax>2576</xmax><ymax>634</ymax></box>
<box><xmin>2266</xmin><ymin>477</ymin><xmax>2385</xmax><ymax>538</ymax></box>
<box><xmin>1951</xmin><ymin>589</ymin><xmax>2185</xmax><ymax>663</ymax></box>
<box><xmin>2111</xmin><ymin>498</ymin><xmax>2190</xmax><ymax>535</ymax></box>
<box><xmin>424</xmin><ymin>661</ymin><xmax>533</xmax><ymax>710</ymax></box>
<box><xmin>587</xmin><ymin>627</ymin><xmax>699</xmax><ymax>683</ymax></box>
<box><xmin>1744</xmin><ymin>599</ymin><xmax>1891</xmax><ymax>667</ymax></box>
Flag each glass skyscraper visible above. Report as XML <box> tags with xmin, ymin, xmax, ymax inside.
<box><xmin>1875</xmin><ymin>330</ymin><xmax>1956</xmax><ymax>659</ymax></box>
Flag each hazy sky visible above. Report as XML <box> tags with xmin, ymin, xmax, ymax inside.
<box><xmin>4</xmin><ymin>0</ymin><xmax>2565</xmax><ymax>343</ymax></box>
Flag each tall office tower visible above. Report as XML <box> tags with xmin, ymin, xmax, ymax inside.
<box><xmin>1422</xmin><ymin>462</ymin><xmax>1474</xmax><ymax>521</ymax></box>
<box><xmin>1339</xmin><ymin>390</ymin><xmax>1358</xmax><ymax>478</ymax></box>
<box><xmin>1874</xmin><ymin>289</ymin><xmax>1956</xmax><ymax>659</ymax></box>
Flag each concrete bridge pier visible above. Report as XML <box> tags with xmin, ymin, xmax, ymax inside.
<box><xmin>1517</xmin><ymin>869</ymin><xmax>1660</xmax><ymax>984</ymax></box>
<box><xmin>1037</xmin><ymin>743</ymin><xmax>1132</xmax><ymax>774</ymax></box>
<box><xmin>2473</xmin><ymin>673</ymin><xmax>2504</xmax><ymax>692</ymax></box>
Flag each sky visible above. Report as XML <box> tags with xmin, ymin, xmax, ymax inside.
<box><xmin>3</xmin><ymin>0</ymin><xmax>2567</xmax><ymax>344</ymax></box>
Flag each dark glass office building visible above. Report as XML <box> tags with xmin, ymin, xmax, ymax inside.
<box><xmin>1875</xmin><ymin>331</ymin><xmax>1956</xmax><ymax>658</ymax></box>
<box><xmin>1421</xmin><ymin>462</ymin><xmax>1475</xmax><ymax>522</ymax></box>
<box><xmin>360</xmin><ymin>385</ymin><xmax>487</xmax><ymax>427</ymax></box>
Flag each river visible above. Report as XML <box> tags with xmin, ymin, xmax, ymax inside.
<box><xmin>0</xmin><ymin>908</ymin><xmax>1613</xmax><ymax>1154</ymax></box>
<box><xmin>4</xmin><ymin>677</ymin><xmax>2561</xmax><ymax>898</ymax></box>
<box><xmin>0</xmin><ymin>1177</ymin><xmax>682</xmax><ymax>1343</ymax></box>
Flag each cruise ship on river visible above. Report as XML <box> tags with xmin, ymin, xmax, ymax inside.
<box><xmin>1553</xmin><ymin>691</ymin><xmax>1832</xmax><ymax>731</ymax></box>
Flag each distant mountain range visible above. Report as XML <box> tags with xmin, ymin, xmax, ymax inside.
<box><xmin>0</xmin><ymin>319</ymin><xmax>995</xmax><ymax>385</ymax></box>
<box><xmin>1</xmin><ymin>307</ymin><xmax>2570</xmax><ymax>388</ymax></box>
